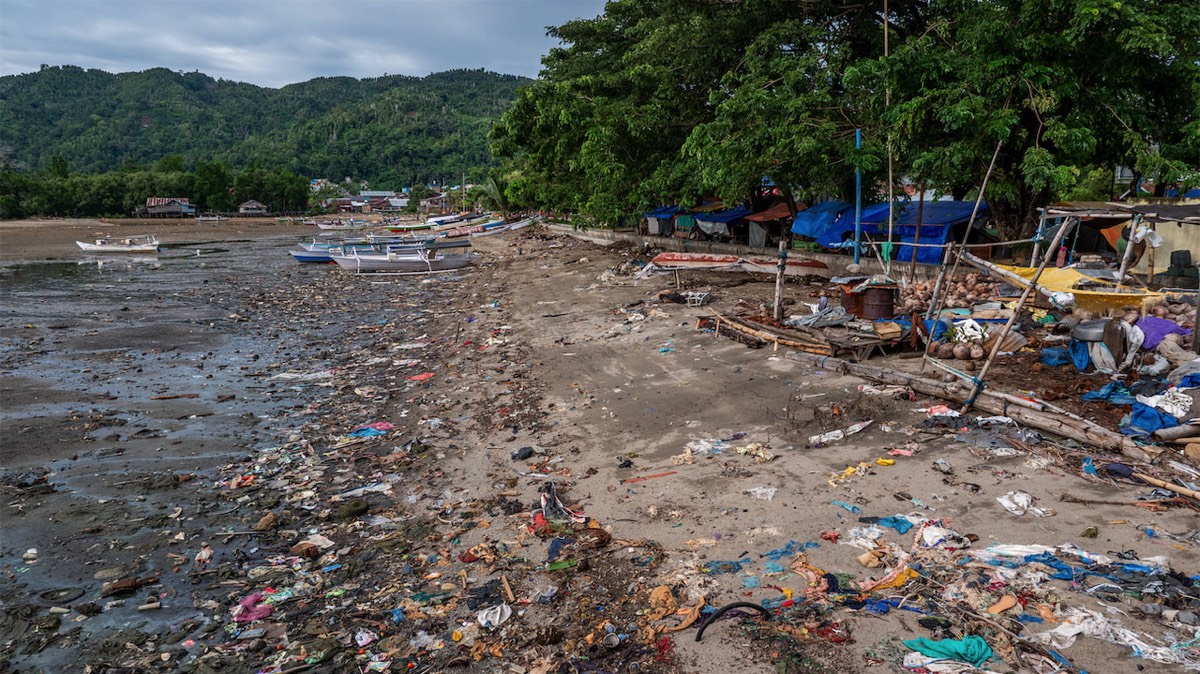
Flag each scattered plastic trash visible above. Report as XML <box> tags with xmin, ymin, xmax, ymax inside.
<box><xmin>744</xmin><ymin>486</ymin><xmax>778</xmax><ymax>501</ymax></box>
<box><xmin>808</xmin><ymin>420</ymin><xmax>873</xmax><ymax>446</ymax></box>
<box><xmin>831</xmin><ymin>500</ymin><xmax>862</xmax><ymax>514</ymax></box>
<box><xmin>996</xmin><ymin>490</ymin><xmax>1055</xmax><ymax>517</ymax></box>
<box><xmin>477</xmin><ymin>603</ymin><xmax>512</xmax><ymax>630</ymax></box>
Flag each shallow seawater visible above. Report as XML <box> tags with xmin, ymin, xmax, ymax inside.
<box><xmin>0</xmin><ymin>231</ymin><xmax>475</xmax><ymax>671</ymax></box>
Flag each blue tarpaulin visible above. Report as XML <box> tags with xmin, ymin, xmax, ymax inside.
<box><xmin>791</xmin><ymin>201</ymin><xmax>850</xmax><ymax>241</ymax></box>
<box><xmin>1121</xmin><ymin>402</ymin><xmax>1179</xmax><ymax>437</ymax></box>
<box><xmin>822</xmin><ymin>203</ymin><xmax>891</xmax><ymax>248</ymax></box>
<box><xmin>1081</xmin><ymin>382</ymin><xmax>1137</xmax><ymax>406</ymax></box>
<box><xmin>646</xmin><ymin>205</ymin><xmax>682</xmax><ymax>219</ymax></box>
<box><xmin>861</xmin><ymin>201</ymin><xmax>989</xmax><ymax>264</ymax></box>
<box><xmin>694</xmin><ymin>205</ymin><xmax>752</xmax><ymax>224</ymax></box>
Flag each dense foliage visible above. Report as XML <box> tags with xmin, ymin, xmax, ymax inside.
<box><xmin>0</xmin><ymin>157</ymin><xmax>309</xmax><ymax>218</ymax></box>
<box><xmin>492</xmin><ymin>0</ymin><xmax>1200</xmax><ymax>236</ymax></box>
<box><xmin>0</xmin><ymin>66</ymin><xmax>529</xmax><ymax>188</ymax></box>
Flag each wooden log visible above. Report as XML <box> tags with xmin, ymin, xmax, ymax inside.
<box><xmin>1133</xmin><ymin>472</ymin><xmax>1200</xmax><ymax>501</ymax></box>
<box><xmin>1151</xmin><ymin>424</ymin><xmax>1200</xmax><ymax>442</ymax></box>
<box><xmin>782</xmin><ymin>350</ymin><xmax>1158</xmax><ymax>462</ymax></box>
<box><xmin>710</xmin><ymin>311</ymin><xmax>834</xmax><ymax>356</ymax></box>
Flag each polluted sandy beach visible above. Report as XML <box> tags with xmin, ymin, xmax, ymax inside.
<box><xmin>1</xmin><ymin>218</ymin><xmax>1197</xmax><ymax>674</ymax></box>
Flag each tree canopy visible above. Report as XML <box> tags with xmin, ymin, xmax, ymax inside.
<box><xmin>492</xmin><ymin>0</ymin><xmax>1200</xmax><ymax>235</ymax></box>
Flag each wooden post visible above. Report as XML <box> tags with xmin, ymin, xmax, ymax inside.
<box><xmin>960</xmin><ymin>216</ymin><xmax>1077</xmax><ymax>413</ymax></box>
<box><xmin>773</xmin><ymin>240</ymin><xmax>787</xmax><ymax>321</ymax></box>
<box><xmin>1146</xmin><ymin>222</ymin><xmax>1156</xmax><ymax>286</ymax></box>
<box><xmin>907</xmin><ymin>184</ymin><xmax>925</xmax><ymax>283</ymax></box>
<box><xmin>1195</xmin><ymin>265</ymin><xmax>1200</xmax><ymax>354</ymax></box>
<box><xmin>1115</xmin><ymin>213</ymin><xmax>1141</xmax><ymax>284</ymax></box>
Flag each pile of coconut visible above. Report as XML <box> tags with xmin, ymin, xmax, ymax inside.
<box><xmin>1148</xmin><ymin>302</ymin><xmax>1197</xmax><ymax>331</ymax></box>
<box><xmin>901</xmin><ymin>273</ymin><xmax>1001</xmax><ymax>313</ymax></box>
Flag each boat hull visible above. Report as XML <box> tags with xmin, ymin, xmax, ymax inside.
<box><xmin>645</xmin><ymin>252</ymin><xmax>830</xmax><ymax>277</ymax></box>
<box><xmin>76</xmin><ymin>236</ymin><xmax>159</xmax><ymax>254</ymax></box>
<box><xmin>330</xmin><ymin>251</ymin><xmax>481</xmax><ymax>273</ymax></box>
<box><xmin>289</xmin><ymin>249</ymin><xmax>334</xmax><ymax>263</ymax></box>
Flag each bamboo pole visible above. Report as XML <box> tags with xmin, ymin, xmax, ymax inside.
<box><xmin>907</xmin><ymin>185</ymin><xmax>925</xmax><ymax>284</ymax></box>
<box><xmin>773</xmin><ymin>240</ymin><xmax>786</xmax><ymax>322</ymax></box>
<box><xmin>1115</xmin><ymin>213</ymin><xmax>1142</xmax><ymax>283</ymax></box>
<box><xmin>1146</xmin><ymin>222</ymin><xmax>1156</xmax><ymax>285</ymax></box>
<box><xmin>1133</xmin><ymin>473</ymin><xmax>1200</xmax><ymax>500</ymax></box>
<box><xmin>959</xmin><ymin>217</ymin><xmax>1077</xmax><ymax>413</ymax></box>
<box><xmin>921</xmin><ymin>141</ymin><xmax>1003</xmax><ymax>329</ymax></box>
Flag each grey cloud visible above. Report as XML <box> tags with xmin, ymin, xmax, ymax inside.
<box><xmin>0</xmin><ymin>0</ymin><xmax>605</xmax><ymax>87</ymax></box>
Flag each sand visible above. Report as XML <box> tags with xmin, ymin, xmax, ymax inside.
<box><xmin>0</xmin><ymin>217</ymin><xmax>1196</xmax><ymax>673</ymax></box>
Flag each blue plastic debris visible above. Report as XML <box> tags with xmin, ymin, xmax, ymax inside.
<box><xmin>831</xmin><ymin>500</ymin><xmax>863</xmax><ymax>514</ymax></box>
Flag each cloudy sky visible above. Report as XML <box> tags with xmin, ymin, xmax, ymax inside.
<box><xmin>0</xmin><ymin>0</ymin><xmax>607</xmax><ymax>87</ymax></box>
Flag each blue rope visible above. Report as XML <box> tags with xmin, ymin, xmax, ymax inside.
<box><xmin>962</xmin><ymin>378</ymin><xmax>986</xmax><ymax>408</ymax></box>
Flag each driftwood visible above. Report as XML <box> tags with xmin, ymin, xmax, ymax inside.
<box><xmin>1059</xmin><ymin>493</ymin><xmax>1177</xmax><ymax>509</ymax></box>
<box><xmin>708</xmin><ymin>311</ymin><xmax>834</xmax><ymax>356</ymax></box>
<box><xmin>782</xmin><ymin>350</ymin><xmax>1159</xmax><ymax>463</ymax></box>
<box><xmin>1151</xmin><ymin>424</ymin><xmax>1200</xmax><ymax>442</ymax></box>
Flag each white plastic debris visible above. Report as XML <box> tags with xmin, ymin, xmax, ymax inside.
<box><xmin>996</xmin><ymin>490</ymin><xmax>1054</xmax><ymax>517</ymax></box>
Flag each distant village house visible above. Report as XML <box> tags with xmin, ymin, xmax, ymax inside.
<box><xmin>238</xmin><ymin>200</ymin><xmax>267</xmax><ymax>215</ymax></box>
<box><xmin>419</xmin><ymin>192</ymin><xmax>449</xmax><ymax>215</ymax></box>
<box><xmin>143</xmin><ymin>197</ymin><xmax>195</xmax><ymax>217</ymax></box>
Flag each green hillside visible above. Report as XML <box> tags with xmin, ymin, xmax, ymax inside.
<box><xmin>0</xmin><ymin>66</ymin><xmax>529</xmax><ymax>186</ymax></box>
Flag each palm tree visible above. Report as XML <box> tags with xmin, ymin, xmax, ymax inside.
<box><xmin>479</xmin><ymin>171</ymin><xmax>512</xmax><ymax>220</ymax></box>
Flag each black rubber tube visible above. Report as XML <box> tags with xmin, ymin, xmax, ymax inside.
<box><xmin>694</xmin><ymin>601</ymin><xmax>772</xmax><ymax>642</ymax></box>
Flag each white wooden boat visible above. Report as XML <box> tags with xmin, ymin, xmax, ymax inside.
<box><xmin>198</xmin><ymin>215</ymin><xmax>228</xmax><ymax>222</ymax></box>
<box><xmin>636</xmin><ymin>252</ymin><xmax>831</xmax><ymax>279</ymax></box>
<box><xmin>315</xmin><ymin>220</ymin><xmax>373</xmax><ymax>230</ymax></box>
<box><xmin>76</xmin><ymin>235</ymin><xmax>160</xmax><ymax>253</ymax></box>
<box><xmin>330</xmin><ymin>249</ymin><xmax>480</xmax><ymax>273</ymax></box>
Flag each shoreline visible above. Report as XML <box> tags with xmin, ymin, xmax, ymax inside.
<box><xmin>0</xmin><ymin>219</ymin><xmax>1196</xmax><ymax>673</ymax></box>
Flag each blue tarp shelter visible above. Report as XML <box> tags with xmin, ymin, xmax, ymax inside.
<box><xmin>646</xmin><ymin>205</ymin><xmax>682</xmax><ymax>219</ymax></box>
<box><xmin>645</xmin><ymin>205</ymin><xmax>682</xmax><ymax>235</ymax></box>
<box><xmin>860</xmin><ymin>201</ymin><xmax>989</xmax><ymax>264</ymax></box>
<box><xmin>797</xmin><ymin>200</ymin><xmax>988</xmax><ymax>262</ymax></box>
<box><xmin>694</xmin><ymin>205</ymin><xmax>752</xmax><ymax>224</ymax></box>
<box><xmin>808</xmin><ymin>202</ymin><xmax>891</xmax><ymax>248</ymax></box>
<box><xmin>1165</xmin><ymin>187</ymin><xmax>1200</xmax><ymax>198</ymax></box>
<box><xmin>791</xmin><ymin>201</ymin><xmax>850</xmax><ymax>242</ymax></box>
<box><xmin>694</xmin><ymin>205</ymin><xmax>752</xmax><ymax>237</ymax></box>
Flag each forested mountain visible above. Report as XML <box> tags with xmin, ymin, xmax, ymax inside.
<box><xmin>0</xmin><ymin>66</ymin><xmax>528</xmax><ymax>186</ymax></box>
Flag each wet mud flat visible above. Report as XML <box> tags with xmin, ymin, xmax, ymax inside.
<box><xmin>0</xmin><ymin>237</ymin><xmax>480</xmax><ymax>672</ymax></box>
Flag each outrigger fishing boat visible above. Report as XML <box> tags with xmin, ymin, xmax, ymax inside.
<box><xmin>76</xmin><ymin>235</ymin><xmax>160</xmax><ymax>253</ymax></box>
<box><xmin>328</xmin><ymin>238</ymin><xmax>479</xmax><ymax>273</ymax></box>
<box><xmin>635</xmin><ymin>252</ymin><xmax>832</xmax><ymax>279</ymax></box>
<box><xmin>290</xmin><ymin>237</ymin><xmax>472</xmax><ymax>263</ymax></box>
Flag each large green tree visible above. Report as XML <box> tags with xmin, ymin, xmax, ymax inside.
<box><xmin>494</xmin><ymin>0</ymin><xmax>1200</xmax><ymax>234</ymax></box>
<box><xmin>861</xmin><ymin>0</ymin><xmax>1200</xmax><ymax>236</ymax></box>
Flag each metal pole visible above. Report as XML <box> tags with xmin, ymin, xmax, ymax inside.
<box><xmin>960</xmin><ymin>217</ymin><xmax>1077</xmax><ymax>412</ymax></box>
<box><xmin>854</xmin><ymin>129</ymin><xmax>863</xmax><ymax>265</ymax></box>
<box><xmin>1030</xmin><ymin>214</ymin><xmax>1046</xmax><ymax>263</ymax></box>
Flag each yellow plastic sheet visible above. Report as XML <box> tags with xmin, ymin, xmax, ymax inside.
<box><xmin>994</xmin><ymin>264</ymin><xmax>1164</xmax><ymax>313</ymax></box>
